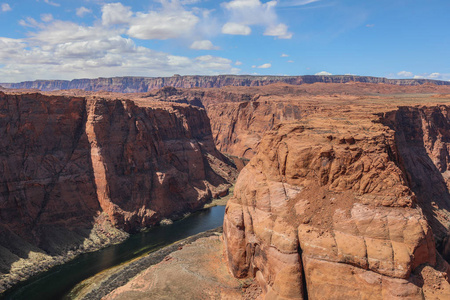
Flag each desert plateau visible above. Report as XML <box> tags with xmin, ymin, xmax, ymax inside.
<box><xmin>0</xmin><ymin>76</ymin><xmax>449</xmax><ymax>299</ymax></box>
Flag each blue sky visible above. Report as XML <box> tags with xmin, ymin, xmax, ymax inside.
<box><xmin>0</xmin><ymin>0</ymin><xmax>448</xmax><ymax>82</ymax></box>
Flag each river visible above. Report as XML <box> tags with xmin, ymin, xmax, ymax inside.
<box><xmin>1</xmin><ymin>205</ymin><xmax>226</xmax><ymax>300</ymax></box>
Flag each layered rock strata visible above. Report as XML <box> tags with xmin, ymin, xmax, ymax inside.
<box><xmin>0</xmin><ymin>91</ymin><xmax>236</xmax><ymax>292</ymax></box>
<box><xmin>144</xmin><ymin>83</ymin><xmax>450</xmax><ymax>160</ymax></box>
<box><xmin>2</xmin><ymin>75</ymin><xmax>450</xmax><ymax>93</ymax></box>
<box><xmin>224</xmin><ymin>105</ymin><xmax>450</xmax><ymax>299</ymax></box>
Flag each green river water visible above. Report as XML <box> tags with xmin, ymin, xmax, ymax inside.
<box><xmin>1</xmin><ymin>205</ymin><xmax>226</xmax><ymax>300</ymax></box>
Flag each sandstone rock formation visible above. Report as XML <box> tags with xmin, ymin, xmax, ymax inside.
<box><xmin>2</xmin><ymin>75</ymin><xmax>450</xmax><ymax>93</ymax></box>
<box><xmin>144</xmin><ymin>82</ymin><xmax>450</xmax><ymax>159</ymax></box>
<box><xmin>0</xmin><ymin>91</ymin><xmax>236</xmax><ymax>292</ymax></box>
<box><xmin>223</xmin><ymin>99</ymin><xmax>450</xmax><ymax>299</ymax></box>
<box><xmin>3</xmin><ymin>81</ymin><xmax>450</xmax><ymax>298</ymax></box>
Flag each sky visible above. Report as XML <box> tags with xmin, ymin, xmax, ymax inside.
<box><xmin>0</xmin><ymin>0</ymin><xmax>448</xmax><ymax>82</ymax></box>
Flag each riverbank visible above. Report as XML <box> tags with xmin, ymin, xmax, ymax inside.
<box><xmin>2</xmin><ymin>206</ymin><xmax>228</xmax><ymax>300</ymax></box>
<box><xmin>0</xmin><ymin>214</ymin><xmax>128</xmax><ymax>296</ymax></box>
<box><xmin>68</xmin><ymin>227</ymin><xmax>260</xmax><ymax>300</ymax></box>
<box><xmin>102</xmin><ymin>230</ymin><xmax>261</xmax><ymax>300</ymax></box>
<box><xmin>203</xmin><ymin>185</ymin><xmax>235</xmax><ymax>209</ymax></box>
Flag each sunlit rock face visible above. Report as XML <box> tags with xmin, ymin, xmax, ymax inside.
<box><xmin>0</xmin><ymin>91</ymin><xmax>236</xmax><ymax>292</ymax></box>
<box><xmin>224</xmin><ymin>104</ymin><xmax>450</xmax><ymax>299</ymax></box>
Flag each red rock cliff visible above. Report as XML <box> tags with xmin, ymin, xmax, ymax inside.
<box><xmin>0</xmin><ymin>91</ymin><xmax>236</xmax><ymax>291</ymax></box>
<box><xmin>146</xmin><ymin>83</ymin><xmax>450</xmax><ymax>160</ymax></box>
<box><xmin>2</xmin><ymin>75</ymin><xmax>450</xmax><ymax>93</ymax></box>
<box><xmin>85</xmin><ymin>98</ymin><xmax>235</xmax><ymax>231</ymax></box>
<box><xmin>223</xmin><ymin>104</ymin><xmax>450</xmax><ymax>299</ymax></box>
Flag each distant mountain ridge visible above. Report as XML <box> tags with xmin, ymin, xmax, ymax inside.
<box><xmin>1</xmin><ymin>75</ymin><xmax>449</xmax><ymax>93</ymax></box>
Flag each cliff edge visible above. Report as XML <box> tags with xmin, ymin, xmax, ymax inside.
<box><xmin>0</xmin><ymin>91</ymin><xmax>236</xmax><ymax>292</ymax></box>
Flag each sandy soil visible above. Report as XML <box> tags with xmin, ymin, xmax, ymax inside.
<box><xmin>103</xmin><ymin>234</ymin><xmax>261</xmax><ymax>300</ymax></box>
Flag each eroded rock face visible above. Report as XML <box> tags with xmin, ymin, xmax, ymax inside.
<box><xmin>381</xmin><ymin>106</ymin><xmax>450</xmax><ymax>258</ymax></box>
<box><xmin>85</xmin><ymin>98</ymin><xmax>236</xmax><ymax>231</ymax></box>
<box><xmin>0</xmin><ymin>91</ymin><xmax>236</xmax><ymax>291</ymax></box>
<box><xmin>2</xmin><ymin>75</ymin><xmax>450</xmax><ymax>92</ymax></box>
<box><xmin>208</xmin><ymin>101</ymin><xmax>303</xmax><ymax>159</ymax></box>
<box><xmin>224</xmin><ymin>106</ymin><xmax>450</xmax><ymax>299</ymax></box>
<box><xmin>146</xmin><ymin>83</ymin><xmax>450</xmax><ymax>160</ymax></box>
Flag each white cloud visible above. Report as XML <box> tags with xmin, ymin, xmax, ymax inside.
<box><xmin>102</xmin><ymin>2</ymin><xmax>133</xmax><ymax>26</ymax></box>
<box><xmin>190</xmin><ymin>40</ymin><xmax>220</xmax><ymax>50</ymax></box>
<box><xmin>1</xmin><ymin>3</ymin><xmax>11</xmax><ymax>12</ymax></box>
<box><xmin>257</xmin><ymin>63</ymin><xmax>271</xmax><ymax>69</ymax></box>
<box><xmin>281</xmin><ymin>53</ymin><xmax>289</xmax><ymax>57</ymax></box>
<box><xmin>315</xmin><ymin>71</ymin><xmax>332</xmax><ymax>75</ymax></box>
<box><xmin>100</xmin><ymin>2</ymin><xmax>206</xmax><ymax>40</ymax></box>
<box><xmin>180</xmin><ymin>0</ymin><xmax>202</xmax><ymax>4</ymax></box>
<box><xmin>403</xmin><ymin>72</ymin><xmax>450</xmax><ymax>81</ymax></box>
<box><xmin>43</xmin><ymin>0</ymin><xmax>60</xmax><ymax>7</ymax></box>
<box><xmin>76</xmin><ymin>7</ymin><xmax>92</xmax><ymax>18</ymax></box>
<box><xmin>1</xmin><ymin>1</ymin><xmax>251</xmax><ymax>82</ymax></box>
<box><xmin>41</xmin><ymin>13</ymin><xmax>53</xmax><ymax>22</ymax></box>
<box><xmin>428</xmin><ymin>72</ymin><xmax>441</xmax><ymax>79</ymax></box>
<box><xmin>29</xmin><ymin>20</ymin><xmax>116</xmax><ymax>44</ymax></box>
<box><xmin>423</xmin><ymin>72</ymin><xmax>450</xmax><ymax>81</ymax></box>
<box><xmin>195</xmin><ymin>55</ymin><xmax>238</xmax><ymax>71</ymax></box>
<box><xmin>281</xmin><ymin>0</ymin><xmax>320</xmax><ymax>6</ymax></box>
<box><xmin>127</xmin><ymin>3</ymin><xmax>199</xmax><ymax>40</ymax></box>
<box><xmin>397</xmin><ymin>71</ymin><xmax>413</xmax><ymax>77</ymax></box>
<box><xmin>221</xmin><ymin>22</ymin><xmax>251</xmax><ymax>35</ymax></box>
<box><xmin>0</xmin><ymin>37</ymin><xmax>26</xmax><ymax>61</ymax></box>
<box><xmin>235</xmin><ymin>60</ymin><xmax>242</xmax><ymax>65</ymax></box>
<box><xmin>264</xmin><ymin>23</ymin><xmax>292</xmax><ymax>39</ymax></box>
<box><xmin>19</xmin><ymin>17</ymin><xmax>41</xmax><ymax>28</ymax></box>
<box><xmin>222</xmin><ymin>0</ymin><xmax>292</xmax><ymax>39</ymax></box>
<box><xmin>0</xmin><ymin>16</ymin><xmax>239</xmax><ymax>82</ymax></box>
<box><xmin>287</xmin><ymin>60</ymin><xmax>294</xmax><ymax>63</ymax></box>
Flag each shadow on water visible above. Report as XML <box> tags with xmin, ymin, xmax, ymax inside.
<box><xmin>1</xmin><ymin>205</ymin><xmax>226</xmax><ymax>300</ymax></box>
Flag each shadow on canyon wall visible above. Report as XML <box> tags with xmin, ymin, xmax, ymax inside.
<box><xmin>0</xmin><ymin>92</ymin><xmax>236</xmax><ymax>292</ymax></box>
<box><xmin>0</xmin><ymin>92</ymin><xmax>106</xmax><ymax>290</ymax></box>
<box><xmin>381</xmin><ymin>107</ymin><xmax>450</xmax><ymax>261</ymax></box>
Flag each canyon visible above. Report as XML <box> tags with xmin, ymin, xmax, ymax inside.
<box><xmin>0</xmin><ymin>91</ymin><xmax>236</xmax><ymax>293</ymax></box>
<box><xmin>1</xmin><ymin>76</ymin><xmax>450</xmax><ymax>299</ymax></box>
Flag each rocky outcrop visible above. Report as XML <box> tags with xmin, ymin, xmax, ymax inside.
<box><xmin>208</xmin><ymin>101</ymin><xmax>303</xmax><ymax>158</ymax></box>
<box><xmin>223</xmin><ymin>105</ymin><xmax>450</xmax><ymax>299</ymax></box>
<box><xmin>0</xmin><ymin>91</ymin><xmax>236</xmax><ymax>292</ymax></box>
<box><xmin>146</xmin><ymin>83</ymin><xmax>450</xmax><ymax>160</ymax></box>
<box><xmin>2</xmin><ymin>75</ymin><xmax>450</xmax><ymax>93</ymax></box>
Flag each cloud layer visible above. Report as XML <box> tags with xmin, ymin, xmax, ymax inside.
<box><xmin>221</xmin><ymin>0</ymin><xmax>292</xmax><ymax>39</ymax></box>
<box><xmin>1</xmin><ymin>3</ymin><xmax>11</xmax><ymax>12</ymax></box>
<box><xmin>0</xmin><ymin>1</ymin><xmax>247</xmax><ymax>81</ymax></box>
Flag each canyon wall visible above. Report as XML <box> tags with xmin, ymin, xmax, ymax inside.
<box><xmin>2</xmin><ymin>75</ymin><xmax>450</xmax><ymax>93</ymax></box>
<box><xmin>146</xmin><ymin>83</ymin><xmax>450</xmax><ymax>160</ymax></box>
<box><xmin>223</xmin><ymin>105</ymin><xmax>450</xmax><ymax>299</ymax></box>
<box><xmin>0</xmin><ymin>91</ymin><xmax>236</xmax><ymax>292</ymax></box>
